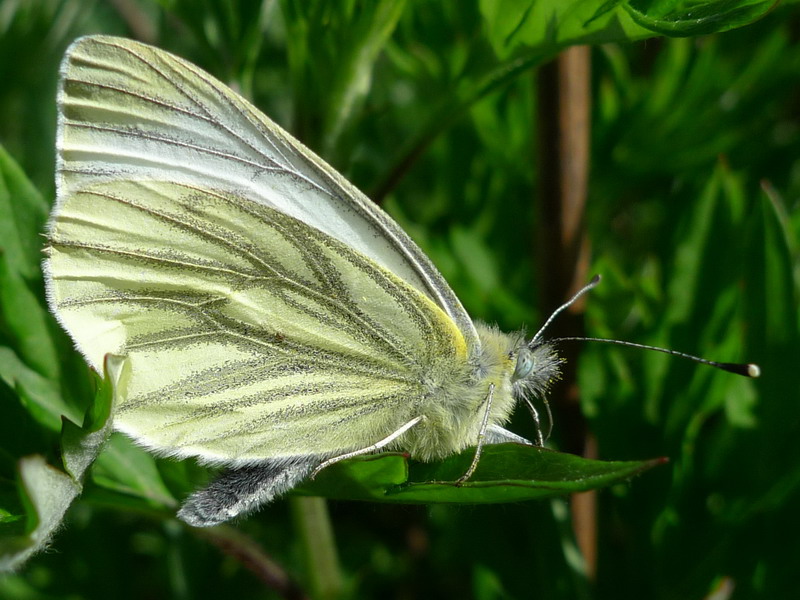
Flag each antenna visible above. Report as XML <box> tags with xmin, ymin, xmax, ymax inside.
<box><xmin>553</xmin><ymin>336</ymin><xmax>760</xmax><ymax>377</ymax></box>
<box><xmin>531</xmin><ymin>274</ymin><xmax>601</xmax><ymax>343</ymax></box>
<box><xmin>534</xmin><ymin>275</ymin><xmax>761</xmax><ymax>378</ymax></box>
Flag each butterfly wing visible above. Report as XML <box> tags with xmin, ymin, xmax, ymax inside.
<box><xmin>55</xmin><ymin>35</ymin><xmax>478</xmax><ymax>350</ymax></box>
<box><xmin>45</xmin><ymin>179</ymin><xmax>469</xmax><ymax>463</ymax></box>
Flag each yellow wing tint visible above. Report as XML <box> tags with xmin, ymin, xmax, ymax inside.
<box><xmin>45</xmin><ymin>180</ymin><xmax>468</xmax><ymax>464</ymax></box>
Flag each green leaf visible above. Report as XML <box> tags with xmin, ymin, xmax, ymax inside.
<box><xmin>480</xmin><ymin>0</ymin><xmax>645</xmax><ymax>59</ymax></box>
<box><xmin>296</xmin><ymin>444</ymin><xmax>665</xmax><ymax>504</ymax></box>
<box><xmin>321</xmin><ymin>0</ymin><xmax>407</xmax><ymax>154</ymax></box>
<box><xmin>745</xmin><ymin>189</ymin><xmax>797</xmax><ymax>347</ymax></box>
<box><xmin>479</xmin><ymin>0</ymin><xmax>775</xmax><ymax>59</ymax></box>
<box><xmin>60</xmin><ymin>357</ymin><xmax>123</xmax><ymax>480</ymax></box>
<box><xmin>295</xmin><ymin>452</ymin><xmax>409</xmax><ymax>502</ymax></box>
<box><xmin>0</xmin><ymin>253</ymin><xmax>60</xmax><ymax>382</ymax></box>
<box><xmin>281</xmin><ymin>0</ymin><xmax>407</xmax><ymax>156</ymax></box>
<box><xmin>0</xmin><ymin>144</ymin><xmax>49</xmax><ymax>282</ymax></box>
<box><xmin>0</xmin><ymin>145</ymin><xmax>62</xmax><ymax>386</ymax></box>
<box><xmin>90</xmin><ymin>434</ymin><xmax>177</xmax><ymax>510</ymax></box>
<box><xmin>0</xmin><ymin>455</ymin><xmax>78</xmax><ymax>572</ymax></box>
<box><xmin>625</xmin><ymin>0</ymin><xmax>775</xmax><ymax>37</ymax></box>
<box><xmin>0</xmin><ymin>376</ymin><xmax>51</xmax><ymax>463</ymax></box>
<box><xmin>0</xmin><ymin>355</ymin><xmax>125</xmax><ymax>572</ymax></box>
<box><xmin>0</xmin><ymin>346</ymin><xmax>78</xmax><ymax>431</ymax></box>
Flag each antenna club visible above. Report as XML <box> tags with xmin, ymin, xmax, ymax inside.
<box><xmin>716</xmin><ymin>362</ymin><xmax>761</xmax><ymax>378</ymax></box>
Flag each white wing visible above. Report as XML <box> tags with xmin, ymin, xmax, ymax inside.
<box><xmin>55</xmin><ymin>35</ymin><xmax>479</xmax><ymax>351</ymax></box>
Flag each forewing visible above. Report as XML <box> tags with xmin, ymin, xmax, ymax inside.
<box><xmin>56</xmin><ymin>35</ymin><xmax>479</xmax><ymax>350</ymax></box>
<box><xmin>45</xmin><ymin>180</ymin><xmax>468</xmax><ymax>463</ymax></box>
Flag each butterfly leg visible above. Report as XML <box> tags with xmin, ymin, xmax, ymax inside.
<box><xmin>309</xmin><ymin>415</ymin><xmax>424</xmax><ymax>479</ymax></box>
<box><xmin>522</xmin><ymin>397</ymin><xmax>547</xmax><ymax>446</ymax></box>
<box><xmin>456</xmin><ymin>382</ymin><xmax>496</xmax><ymax>484</ymax></box>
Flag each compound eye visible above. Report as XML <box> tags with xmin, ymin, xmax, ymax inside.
<box><xmin>513</xmin><ymin>348</ymin><xmax>534</xmax><ymax>381</ymax></box>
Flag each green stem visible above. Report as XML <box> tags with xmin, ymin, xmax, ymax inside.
<box><xmin>290</xmin><ymin>496</ymin><xmax>343</xmax><ymax>600</ymax></box>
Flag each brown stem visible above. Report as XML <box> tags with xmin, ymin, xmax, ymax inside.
<box><xmin>192</xmin><ymin>524</ymin><xmax>308</xmax><ymax>599</ymax></box>
<box><xmin>535</xmin><ymin>45</ymin><xmax>596</xmax><ymax>579</ymax></box>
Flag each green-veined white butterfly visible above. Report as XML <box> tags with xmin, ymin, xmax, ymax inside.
<box><xmin>44</xmin><ymin>36</ymin><xmax>757</xmax><ymax>527</ymax></box>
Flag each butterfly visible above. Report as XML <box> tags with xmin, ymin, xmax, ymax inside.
<box><xmin>44</xmin><ymin>36</ymin><xmax>757</xmax><ymax>527</ymax></box>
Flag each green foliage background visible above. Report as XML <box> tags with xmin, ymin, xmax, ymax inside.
<box><xmin>1</xmin><ymin>0</ymin><xmax>798</xmax><ymax>598</ymax></box>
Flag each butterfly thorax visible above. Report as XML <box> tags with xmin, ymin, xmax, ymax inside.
<box><xmin>398</xmin><ymin>323</ymin><xmax>560</xmax><ymax>462</ymax></box>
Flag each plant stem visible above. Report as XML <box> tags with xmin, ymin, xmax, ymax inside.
<box><xmin>535</xmin><ymin>44</ymin><xmax>596</xmax><ymax>579</ymax></box>
<box><xmin>192</xmin><ymin>524</ymin><xmax>308</xmax><ymax>600</ymax></box>
<box><xmin>290</xmin><ymin>496</ymin><xmax>343</xmax><ymax>600</ymax></box>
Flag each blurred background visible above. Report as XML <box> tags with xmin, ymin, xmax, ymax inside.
<box><xmin>0</xmin><ymin>1</ymin><xmax>798</xmax><ymax>598</ymax></box>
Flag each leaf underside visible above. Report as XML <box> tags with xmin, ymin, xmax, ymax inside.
<box><xmin>295</xmin><ymin>443</ymin><xmax>665</xmax><ymax>504</ymax></box>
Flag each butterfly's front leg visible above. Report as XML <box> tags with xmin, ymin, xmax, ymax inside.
<box><xmin>456</xmin><ymin>382</ymin><xmax>496</xmax><ymax>485</ymax></box>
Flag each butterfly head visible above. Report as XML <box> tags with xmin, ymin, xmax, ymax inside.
<box><xmin>510</xmin><ymin>339</ymin><xmax>562</xmax><ymax>402</ymax></box>
<box><xmin>507</xmin><ymin>276</ymin><xmax>600</xmax><ymax>404</ymax></box>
